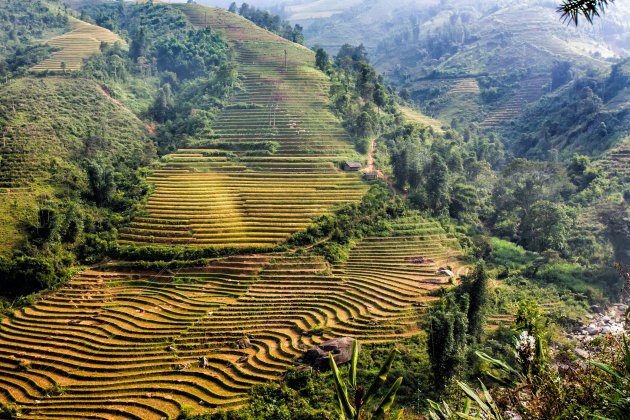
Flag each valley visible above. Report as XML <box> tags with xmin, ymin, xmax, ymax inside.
<box><xmin>0</xmin><ymin>1</ymin><xmax>628</xmax><ymax>419</ymax></box>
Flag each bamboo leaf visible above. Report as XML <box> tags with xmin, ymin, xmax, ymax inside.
<box><xmin>479</xmin><ymin>380</ymin><xmax>503</xmax><ymax>420</ymax></box>
<box><xmin>364</xmin><ymin>348</ymin><xmax>398</xmax><ymax>406</ymax></box>
<box><xmin>591</xmin><ymin>361</ymin><xmax>625</xmax><ymax>382</ymax></box>
<box><xmin>349</xmin><ymin>339</ymin><xmax>359</xmax><ymax>388</ymax></box>
<box><xmin>373</xmin><ymin>376</ymin><xmax>403</xmax><ymax>420</ymax></box>
<box><xmin>462</xmin><ymin>398</ymin><xmax>471</xmax><ymax>415</ymax></box>
<box><xmin>456</xmin><ymin>380</ymin><xmax>491</xmax><ymax>414</ymax></box>
<box><xmin>330</xmin><ymin>352</ymin><xmax>356</xmax><ymax>419</ymax></box>
<box><xmin>476</xmin><ymin>350</ymin><xmax>520</xmax><ymax>377</ymax></box>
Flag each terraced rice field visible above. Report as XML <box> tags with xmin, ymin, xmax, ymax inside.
<box><xmin>399</xmin><ymin>106</ymin><xmax>444</xmax><ymax>133</ymax></box>
<box><xmin>600</xmin><ymin>136</ymin><xmax>630</xmax><ymax>182</ymax></box>
<box><xmin>449</xmin><ymin>78</ymin><xmax>480</xmax><ymax>95</ymax></box>
<box><xmin>0</xmin><ymin>215</ymin><xmax>462</xmax><ymax>418</ymax></box>
<box><xmin>120</xmin><ymin>5</ymin><xmax>367</xmax><ymax>247</ymax></box>
<box><xmin>32</xmin><ymin>17</ymin><xmax>124</xmax><ymax>73</ymax></box>
<box><xmin>479</xmin><ymin>76</ymin><xmax>549</xmax><ymax>128</ymax></box>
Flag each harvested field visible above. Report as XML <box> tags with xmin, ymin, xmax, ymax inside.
<box><xmin>32</xmin><ymin>17</ymin><xmax>125</xmax><ymax>73</ymax></box>
<box><xmin>0</xmin><ymin>216</ymin><xmax>463</xmax><ymax>418</ymax></box>
<box><xmin>120</xmin><ymin>6</ymin><xmax>367</xmax><ymax>247</ymax></box>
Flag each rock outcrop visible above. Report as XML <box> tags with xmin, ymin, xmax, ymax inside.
<box><xmin>302</xmin><ymin>337</ymin><xmax>358</xmax><ymax>370</ymax></box>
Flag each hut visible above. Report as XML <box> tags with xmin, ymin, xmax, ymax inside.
<box><xmin>364</xmin><ymin>171</ymin><xmax>379</xmax><ymax>180</ymax></box>
<box><xmin>343</xmin><ymin>162</ymin><xmax>361</xmax><ymax>171</ymax></box>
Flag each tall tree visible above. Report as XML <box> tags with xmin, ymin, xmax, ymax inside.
<box><xmin>428</xmin><ymin>297</ymin><xmax>468</xmax><ymax>391</ymax></box>
<box><xmin>315</xmin><ymin>48</ymin><xmax>329</xmax><ymax>72</ymax></box>
<box><xmin>87</xmin><ymin>160</ymin><xmax>116</xmax><ymax>206</ymax></box>
<box><xmin>129</xmin><ymin>26</ymin><xmax>147</xmax><ymax>61</ymax></box>
<box><xmin>426</xmin><ymin>154</ymin><xmax>450</xmax><ymax>215</ymax></box>
<box><xmin>462</xmin><ymin>262</ymin><xmax>489</xmax><ymax>340</ymax></box>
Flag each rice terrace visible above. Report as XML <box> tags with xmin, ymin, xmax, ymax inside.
<box><xmin>0</xmin><ymin>3</ymin><xmax>466</xmax><ymax>419</ymax></box>
<box><xmin>0</xmin><ymin>0</ymin><xmax>629</xmax><ymax>419</ymax></box>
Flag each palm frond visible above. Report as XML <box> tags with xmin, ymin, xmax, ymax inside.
<box><xmin>558</xmin><ymin>0</ymin><xmax>615</xmax><ymax>25</ymax></box>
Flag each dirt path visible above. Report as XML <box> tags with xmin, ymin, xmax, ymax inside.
<box><xmin>365</xmin><ymin>137</ymin><xmax>376</xmax><ymax>172</ymax></box>
<box><xmin>363</xmin><ymin>137</ymin><xmax>397</xmax><ymax>195</ymax></box>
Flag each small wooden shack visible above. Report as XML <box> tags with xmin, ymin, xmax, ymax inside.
<box><xmin>343</xmin><ymin>162</ymin><xmax>361</xmax><ymax>171</ymax></box>
<box><xmin>364</xmin><ymin>171</ymin><xmax>379</xmax><ymax>180</ymax></box>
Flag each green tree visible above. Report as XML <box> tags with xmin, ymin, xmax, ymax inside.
<box><xmin>521</xmin><ymin>200</ymin><xmax>572</xmax><ymax>253</ymax></box>
<box><xmin>461</xmin><ymin>262</ymin><xmax>489</xmax><ymax>340</ymax></box>
<box><xmin>315</xmin><ymin>48</ymin><xmax>329</xmax><ymax>72</ymax></box>
<box><xmin>87</xmin><ymin>160</ymin><xmax>116</xmax><ymax>206</ymax></box>
<box><xmin>427</xmin><ymin>298</ymin><xmax>468</xmax><ymax>391</ymax></box>
<box><xmin>356</xmin><ymin>110</ymin><xmax>376</xmax><ymax>140</ymax></box>
<box><xmin>551</xmin><ymin>60</ymin><xmax>573</xmax><ymax>90</ymax></box>
<box><xmin>228</xmin><ymin>2</ymin><xmax>238</xmax><ymax>13</ymax></box>
<box><xmin>426</xmin><ymin>154</ymin><xmax>450</xmax><ymax>215</ymax></box>
<box><xmin>449</xmin><ymin>180</ymin><xmax>478</xmax><ymax>221</ymax></box>
<box><xmin>129</xmin><ymin>26</ymin><xmax>147</xmax><ymax>61</ymax></box>
<box><xmin>373</xmin><ymin>83</ymin><xmax>388</xmax><ymax>111</ymax></box>
<box><xmin>292</xmin><ymin>24</ymin><xmax>304</xmax><ymax>44</ymax></box>
<box><xmin>153</xmin><ymin>83</ymin><xmax>174</xmax><ymax>123</ymax></box>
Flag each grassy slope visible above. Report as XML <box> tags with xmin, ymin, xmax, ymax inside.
<box><xmin>0</xmin><ymin>77</ymin><xmax>153</xmax><ymax>254</ymax></box>
<box><xmin>399</xmin><ymin>105</ymin><xmax>445</xmax><ymax>133</ymax></box>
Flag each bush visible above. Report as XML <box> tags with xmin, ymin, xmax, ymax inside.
<box><xmin>0</xmin><ymin>255</ymin><xmax>70</xmax><ymax>298</ymax></box>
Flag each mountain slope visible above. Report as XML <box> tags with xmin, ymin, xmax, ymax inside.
<box><xmin>31</xmin><ymin>16</ymin><xmax>125</xmax><ymax>73</ymax></box>
<box><xmin>0</xmin><ymin>77</ymin><xmax>154</xmax><ymax>253</ymax></box>
<box><xmin>0</xmin><ymin>213</ymin><xmax>461</xmax><ymax>418</ymax></box>
<box><xmin>119</xmin><ymin>5</ymin><xmax>368</xmax><ymax>247</ymax></box>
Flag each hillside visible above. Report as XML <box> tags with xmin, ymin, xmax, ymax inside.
<box><xmin>506</xmin><ymin>58</ymin><xmax>630</xmax><ymax>160</ymax></box>
<box><xmin>0</xmin><ymin>77</ymin><xmax>154</xmax><ymax>253</ymax></box>
<box><xmin>119</xmin><ymin>4</ymin><xmax>368</xmax><ymax>247</ymax></box>
<box><xmin>279</xmin><ymin>0</ymin><xmax>629</xmax><ymax>133</ymax></box>
<box><xmin>0</xmin><ymin>214</ymin><xmax>462</xmax><ymax>418</ymax></box>
<box><xmin>0</xmin><ymin>2</ymin><xmax>628</xmax><ymax>420</ymax></box>
<box><xmin>31</xmin><ymin>16</ymin><xmax>125</xmax><ymax>73</ymax></box>
<box><xmin>0</xmin><ymin>5</ymin><xmax>469</xmax><ymax>418</ymax></box>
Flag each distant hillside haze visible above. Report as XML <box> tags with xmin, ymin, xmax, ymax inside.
<box><xmin>196</xmin><ymin>0</ymin><xmax>630</xmax><ymax>56</ymax></box>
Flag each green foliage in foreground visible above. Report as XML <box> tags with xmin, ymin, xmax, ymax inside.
<box><xmin>430</xmin><ymin>298</ymin><xmax>629</xmax><ymax>420</ymax></box>
<box><xmin>329</xmin><ymin>340</ymin><xmax>404</xmax><ymax>420</ymax></box>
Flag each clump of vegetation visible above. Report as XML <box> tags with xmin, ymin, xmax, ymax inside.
<box><xmin>288</xmin><ymin>184</ymin><xmax>405</xmax><ymax>263</ymax></box>
<box><xmin>227</xmin><ymin>2</ymin><xmax>304</xmax><ymax>44</ymax></box>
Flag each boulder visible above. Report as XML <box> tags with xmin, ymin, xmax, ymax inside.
<box><xmin>575</xmin><ymin>348</ymin><xmax>589</xmax><ymax>359</ymax></box>
<box><xmin>586</xmin><ymin>324</ymin><xmax>600</xmax><ymax>335</ymax></box>
<box><xmin>236</xmin><ymin>337</ymin><xmax>251</xmax><ymax>349</ymax></box>
<box><xmin>303</xmin><ymin>337</ymin><xmax>359</xmax><ymax>370</ymax></box>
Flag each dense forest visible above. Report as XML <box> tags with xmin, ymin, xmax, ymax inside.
<box><xmin>0</xmin><ymin>1</ymin><xmax>628</xmax><ymax>419</ymax></box>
